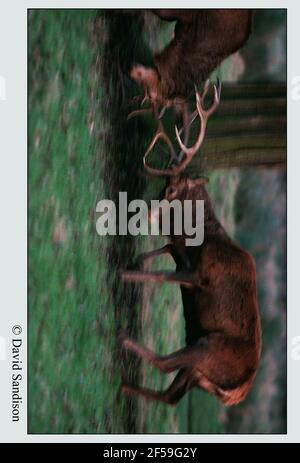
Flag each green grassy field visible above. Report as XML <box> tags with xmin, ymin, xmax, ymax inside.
<box><xmin>29</xmin><ymin>10</ymin><xmax>286</xmax><ymax>434</ymax></box>
<box><xmin>29</xmin><ymin>10</ymin><xmax>224</xmax><ymax>434</ymax></box>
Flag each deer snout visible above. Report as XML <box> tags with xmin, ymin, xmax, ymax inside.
<box><xmin>130</xmin><ymin>64</ymin><xmax>160</xmax><ymax>101</ymax></box>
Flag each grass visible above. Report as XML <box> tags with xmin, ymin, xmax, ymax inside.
<box><xmin>29</xmin><ymin>10</ymin><xmax>286</xmax><ymax>434</ymax></box>
<box><xmin>28</xmin><ymin>10</ymin><xmax>223</xmax><ymax>434</ymax></box>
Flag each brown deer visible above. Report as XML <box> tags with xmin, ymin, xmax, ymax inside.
<box><xmin>119</xmin><ymin>80</ymin><xmax>262</xmax><ymax>406</ymax></box>
<box><xmin>131</xmin><ymin>9</ymin><xmax>252</xmax><ymax>108</ymax></box>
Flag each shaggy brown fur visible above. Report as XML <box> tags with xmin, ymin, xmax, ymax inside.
<box><xmin>131</xmin><ymin>9</ymin><xmax>252</xmax><ymax>105</ymax></box>
<box><xmin>120</xmin><ymin>177</ymin><xmax>262</xmax><ymax>406</ymax></box>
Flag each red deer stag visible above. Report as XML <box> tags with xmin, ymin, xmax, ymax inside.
<box><xmin>120</xmin><ymin>81</ymin><xmax>262</xmax><ymax>406</ymax></box>
<box><xmin>131</xmin><ymin>9</ymin><xmax>252</xmax><ymax>108</ymax></box>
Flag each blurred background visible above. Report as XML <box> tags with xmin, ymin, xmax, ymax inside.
<box><xmin>29</xmin><ymin>9</ymin><xmax>286</xmax><ymax>433</ymax></box>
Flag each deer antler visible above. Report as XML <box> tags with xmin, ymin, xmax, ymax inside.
<box><xmin>129</xmin><ymin>79</ymin><xmax>221</xmax><ymax>177</ymax></box>
<box><xmin>172</xmin><ymin>79</ymin><xmax>221</xmax><ymax>175</ymax></box>
<box><xmin>128</xmin><ymin>104</ymin><xmax>178</xmax><ymax>177</ymax></box>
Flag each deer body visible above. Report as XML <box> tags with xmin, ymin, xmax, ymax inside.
<box><xmin>131</xmin><ymin>9</ymin><xmax>252</xmax><ymax>106</ymax></box>
<box><xmin>121</xmin><ymin>82</ymin><xmax>261</xmax><ymax>405</ymax></box>
<box><xmin>121</xmin><ymin>177</ymin><xmax>261</xmax><ymax>405</ymax></box>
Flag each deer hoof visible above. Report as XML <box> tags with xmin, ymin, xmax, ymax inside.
<box><xmin>119</xmin><ymin>335</ymin><xmax>138</xmax><ymax>352</ymax></box>
<box><xmin>121</xmin><ymin>383</ymin><xmax>132</xmax><ymax>394</ymax></box>
<box><xmin>117</xmin><ymin>332</ymin><xmax>136</xmax><ymax>350</ymax></box>
<box><xmin>123</xmin><ymin>338</ymin><xmax>136</xmax><ymax>351</ymax></box>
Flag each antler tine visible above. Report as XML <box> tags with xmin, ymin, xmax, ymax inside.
<box><xmin>205</xmin><ymin>79</ymin><xmax>221</xmax><ymax>117</ymax></box>
<box><xmin>141</xmin><ymin>104</ymin><xmax>178</xmax><ymax>176</ymax></box>
<box><xmin>200</xmin><ymin>79</ymin><xmax>210</xmax><ymax>102</ymax></box>
<box><xmin>127</xmin><ymin>96</ymin><xmax>179</xmax><ymax>176</ymax></box>
<box><xmin>127</xmin><ymin>108</ymin><xmax>153</xmax><ymax>120</ymax></box>
<box><xmin>143</xmin><ymin>130</ymin><xmax>177</xmax><ymax>176</ymax></box>
<box><xmin>173</xmin><ymin>79</ymin><xmax>221</xmax><ymax>174</ymax></box>
<box><xmin>176</xmin><ymin>79</ymin><xmax>221</xmax><ymax>137</ymax></box>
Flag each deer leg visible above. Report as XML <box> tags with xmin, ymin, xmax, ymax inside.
<box><xmin>121</xmin><ymin>369</ymin><xmax>192</xmax><ymax>405</ymax></box>
<box><xmin>137</xmin><ymin>244</ymin><xmax>174</xmax><ymax>268</ymax></box>
<box><xmin>121</xmin><ymin>270</ymin><xmax>195</xmax><ymax>288</ymax></box>
<box><xmin>119</xmin><ymin>334</ymin><xmax>200</xmax><ymax>373</ymax></box>
<box><xmin>123</xmin><ymin>333</ymin><xmax>254</xmax><ymax>398</ymax></box>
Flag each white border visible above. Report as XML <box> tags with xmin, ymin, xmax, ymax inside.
<box><xmin>0</xmin><ymin>1</ymin><xmax>297</xmax><ymax>443</ymax></box>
